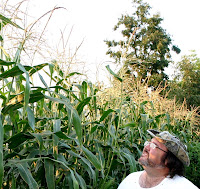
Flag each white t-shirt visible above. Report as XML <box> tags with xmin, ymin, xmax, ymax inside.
<box><xmin>117</xmin><ymin>171</ymin><xmax>198</xmax><ymax>189</ymax></box>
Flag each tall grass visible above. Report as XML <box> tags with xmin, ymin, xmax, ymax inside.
<box><xmin>0</xmin><ymin>4</ymin><xmax>199</xmax><ymax>189</ymax></box>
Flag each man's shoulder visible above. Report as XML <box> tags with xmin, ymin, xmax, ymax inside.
<box><xmin>117</xmin><ymin>171</ymin><xmax>143</xmax><ymax>189</ymax></box>
<box><xmin>165</xmin><ymin>175</ymin><xmax>198</xmax><ymax>189</ymax></box>
<box><xmin>126</xmin><ymin>171</ymin><xmax>143</xmax><ymax>178</ymax></box>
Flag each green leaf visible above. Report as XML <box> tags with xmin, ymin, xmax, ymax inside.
<box><xmin>121</xmin><ymin>122</ymin><xmax>137</xmax><ymax>128</ymax></box>
<box><xmin>82</xmin><ymin>146</ymin><xmax>102</xmax><ymax>170</ymax></box>
<box><xmin>6</xmin><ymin>132</ymin><xmax>34</xmax><ymax>149</ymax></box>
<box><xmin>0</xmin><ymin>14</ymin><xmax>23</xmax><ymax>29</ymax></box>
<box><xmin>53</xmin><ymin>119</ymin><xmax>61</xmax><ymax>132</ymax></box>
<box><xmin>106</xmin><ymin>65</ymin><xmax>123</xmax><ymax>82</ymax></box>
<box><xmin>11</xmin><ymin>174</ymin><xmax>16</xmax><ymax>189</ymax></box>
<box><xmin>100</xmin><ymin>109</ymin><xmax>115</xmax><ymax>122</ymax></box>
<box><xmin>81</xmin><ymin>81</ymin><xmax>88</xmax><ymax>100</ymax></box>
<box><xmin>66</xmin><ymin>149</ymin><xmax>97</xmax><ymax>183</ymax></box>
<box><xmin>30</xmin><ymin>133</ymin><xmax>44</xmax><ymax>151</ymax></box>
<box><xmin>29</xmin><ymin>63</ymin><xmax>50</xmax><ymax>76</ymax></box>
<box><xmin>76</xmin><ymin>97</ymin><xmax>91</xmax><ymax>115</ymax></box>
<box><xmin>0</xmin><ymin>65</ymin><xmax>24</xmax><ymax>79</ymax></box>
<box><xmin>0</xmin><ymin>59</ymin><xmax>15</xmax><ymax>66</ymax></box>
<box><xmin>8</xmin><ymin>158</ymin><xmax>40</xmax><ymax>164</ymax></box>
<box><xmin>44</xmin><ymin>159</ymin><xmax>55</xmax><ymax>189</ymax></box>
<box><xmin>14</xmin><ymin>41</ymin><xmax>24</xmax><ymax>63</ymax></box>
<box><xmin>0</xmin><ymin>63</ymin><xmax>49</xmax><ymax>79</ymax></box>
<box><xmin>54</xmin><ymin>131</ymin><xmax>70</xmax><ymax>140</ymax></box>
<box><xmin>70</xmin><ymin>170</ymin><xmax>79</xmax><ymax>189</ymax></box>
<box><xmin>17</xmin><ymin>63</ymin><xmax>30</xmax><ymax>110</ymax></box>
<box><xmin>29</xmin><ymin>91</ymin><xmax>44</xmax><ymax>103</ymax></box>
<box><xmin>121</xmin><ymin>151</ymin><xmax>137</xmax><ymax>173</ymax></box>
<box><xmin>0</xmin><ymin>116</ymin><xmax>4</xmax><ymax>188</ymax></box>
<box><xmin>66</xmin><ymin>72</ymin><xmax>82</xmax><ymax>78</ymax></box>
<box><xmin>44</xmin><ymin>95</ymin><xmax>82</xmax><ymax>145</ymax></box>
<box><xmin>100</xmin><ymin>178</ymin><xmax>115</xmax><ymax>189</ymax></box>
<box><xmin>74</xmin><ymin>170</ymin><xmax>86</xmax><ymax>189</ymax></box>
<box><xmin>2</xmin><ymin>103</ymin><xmax>23</xmax><ymax>115</ymax></box>
<box><xmin>16</xmin><ymin>162</ymin><xmax>39</xmax><ymax>189</ymax></box>
<box><xmin>27</xmin><ymin>106</ymin><xmax>35</xmax><ymax>131</ymax></box>
<box><xmin>38</xmin><ymin>72</ymin><xmax>51</xmax><ymax>94</ymax></box>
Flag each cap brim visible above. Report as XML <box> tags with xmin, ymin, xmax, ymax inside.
<box><xmin>147</xmin><ymin>129</ymin><xmax>160</xmax><ymax>137</ymax></box>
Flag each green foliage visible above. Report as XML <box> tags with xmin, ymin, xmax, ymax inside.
<box><xmin>105</xmin><ymin>0</ymin><xmax>180</xmax><ymax>87</ymax></box>
<box><xmin>185</xmin><ymin>142</ymin><xmax>200</xmax><ymax>188</ymax></box>
<box><xmin>168</xmin><ymin>51</ymin><xmax>200</xmax><ymax>109</ymax></box>
<box><xmin>0</xmin><ymin>10</ymin><xmax>199</xmax><ymax>189</ymax></box>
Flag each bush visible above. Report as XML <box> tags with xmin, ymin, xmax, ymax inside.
<box><xmin>185</xmin><ymin>141</ymin><xmax>200</xmax><ymax>188</ymax></box>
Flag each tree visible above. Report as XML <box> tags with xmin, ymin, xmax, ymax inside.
<box><xmin>105</xmin><ymin>0</ymin><xmax>180</xmax><ymax>87</ymax></box>
<box><xmin>169</xmin><ymin>51</ymin><xmax>200</xmax><ymax>109</ymax></box>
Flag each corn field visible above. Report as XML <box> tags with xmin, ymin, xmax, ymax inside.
<box><xmin>0</xmin><ymin>7</ymin><xmax>200</xmax><ymax>189</ymax></box>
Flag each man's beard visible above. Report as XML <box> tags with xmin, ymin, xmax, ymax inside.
<box><xmin>138</xmin><ymin>151</ymin><xmax>166</xmax><ymax>168</ymax></box>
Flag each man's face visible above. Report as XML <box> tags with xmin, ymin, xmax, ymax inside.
<box><xmin>139</xmin><ymin>138</ymin><xmax>168</xmax><ymax>169</ymax></box>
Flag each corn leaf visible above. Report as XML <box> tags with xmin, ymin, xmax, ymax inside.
<box><xmin>0</xmin><ymin>116</ymin><xmax>4</xmax><ymax>188</ymax></box>
<box><xmin>0</xmin><ymin>64</ymin><xmax>49</xmax><ymax>79</ymax></box>
<box><xmin>26</xmin><ymin>106</ymin><xmax>35</xmax><ymax>131</ymax></box>
<box><xmin>0</xmin><ymin>14</ymin><xmax>23</xmax><ymax>29</ymax></box>
<box><xmin>82</xmin><ymin>146</ymin><xmax>102</xmax><ymax>170</ymax></box>
<box><xmin>70</xmin><ymin>170</ymin><xmax>79</xmax><ymax>189</ymax></box>
<box><xmin>44</xmin><ymin>159</ymin><xmax>55</xmax><ymax>189</ymax></box>
<box><xmin>76</xmin><ymin>97</ymin><xmax>91</xmax><ymax>115</ymax></box>
<box><xmin>6</xmin><ymin>132</ymin><xmax>34</xmax><ymax>149</ymax></box>
<box><xmin>16</xmin><ymin>162</ymin><xmax>39</xmax><ymax>189</ymax></box>
<box><xmin>81</xmin><ymin>81</ymin><xmax>87</xmax><ymax>100</ymax></box>
<box><xmin>0</xmin><ymin>59</ymin><xmax>15</xmax><ymax>66</ymax></box>
<box><xmin>29</xmin><ymin>63</ymin><xmax>49</xmax><ymax>76</ymax></box>
<box><xmin>74</xmin><ymin>170</ymin><xmax>86</xmax><ymax>189</ymax></box>
<box><xmin>44</xmin><ymin>95</ymin><xmax>82</xmax><ymax>144</ymax></box>
<box><xmin>67</xmin><ymin>150</ymin><xmax>97</xmax><ymax>184</ymax></box>
<box><xmin>121</xmin><ymin>151</ymin><xmax>137</xmax><ymax>173</ymax></box>
<box><xmin>100</xmin><ymin>109</ymin><xmax>115</xmax><ymax>122</ymax></box>
<box><xmin>106</xmin><ymin>65</ymin><xmax>123</xmax><ymax>82</ymax></box>
<box><xmin>17</xmin><ymin>63</ymin><xmax>30</xmax><ymax>110</ymax></box>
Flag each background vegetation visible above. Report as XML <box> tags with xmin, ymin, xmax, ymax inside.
<box><xmin>0</xmin><ymin>0</ymin><xmax>199</xmax><ymax>188</ymax></box>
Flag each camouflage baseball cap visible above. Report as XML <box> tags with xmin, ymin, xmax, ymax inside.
<box><xmin>147</xmin><ymin>129</ymin><xmax>190</xmax><ymax>166</ymax></box>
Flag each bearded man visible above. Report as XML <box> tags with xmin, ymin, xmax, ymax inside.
<box><xmin>118</xmin><ymin>129</ymin><xmax>198</xmax><ymax>189</ymax></box>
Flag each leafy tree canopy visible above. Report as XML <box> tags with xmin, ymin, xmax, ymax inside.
<box><xmin>169</xmin><ymin>51</ymin><xmax>200</xmax><ymax>109</ymax></box>
<box><xmin>105</xmin><ymin>0</ymin><xmax>180</xmax><ymax>87</ymax></box>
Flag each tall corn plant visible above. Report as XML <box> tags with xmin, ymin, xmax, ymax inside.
<box><xmin>0</xmin><ymin>14</ymin><xmax>104</xmax><ymax>189</ymax></box>
<box><xmin>1</xmin><ymin>7</ymin><xmax>199</xmax><ymax>189</ymax></box>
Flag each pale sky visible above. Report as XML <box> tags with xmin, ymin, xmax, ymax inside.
<box><xmin>2</xmin><ymin>0</ymin><xmax>200</xmax><ymax>82</ymax></box>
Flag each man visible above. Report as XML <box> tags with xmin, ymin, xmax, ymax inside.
<box><xmin>118</xmin><ymin>129</ymin><xmax>198</xmax><ymax>189</ymax></box>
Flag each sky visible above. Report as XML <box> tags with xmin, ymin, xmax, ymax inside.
<box><xmin>2</xmin><ymin>0</ymin><xmax>200</xmax><ymax>83</ymax></box>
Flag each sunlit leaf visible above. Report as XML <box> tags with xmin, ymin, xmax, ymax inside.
<box><xmin>121</xmin><ymin>151</ymin><xmax>137</xmax><ymax>173</ymax></box>
<box><xmin>0</xmin><ymin>116</ymin><xmax>3</xmax><ymax>188</ymax></box>
<box><xmin>16</xmin><ymin>162</ymin><xmax>39</xmax><ymax>189</ymax></box>
<box><xmin>44</xmin><ymin>95</ymin><xmax>82</xmax><ymax>144</ymax></box>
<box><xmin>106</xmin><ymin>65</ymin><xmax>123</xmax><ymax>82</ymax></box>
<box><xmin>100</xmin><ymin>109</ymin><xmax>115</xmax><ymax>122</ymax></box>
<box><xmin>82</xmin><ymin>146</ymin><xmax>102</xmax><ymax>170</ymax></box>
<box><xmin>74</xmin><ymin>170</ymin><xmax>86</xmax><ymax>189</ymax></box>
<box><xmin>17</xmin><ymin>63</ymin><xmax>30</xmax><ymax>110</ymax></box>
<box><xmin>44</xmin><ymin>159</ymin><xmax>55</xmax><ymax>189</ymax></box>
<box><xmin>6</xmin><ymin>132</ymin><xmax>34</xmax><ymax>149</ymax></box>
<box><xmin>0</xmin><ymin>14</ymin><xmax>23</xmax><ymax>29</ymax></box>
<box><xmin>0</xmin><ymin>59</ymin><xmax>15</xmax><ymax>66</ymax></box>
<box><xmin>27</xmin><ymin>106</ymin><xmax>35</xmax><ymax>131</ymax></box>
<box><xmin>76</xmin><ymin>97</ymin><xmax>91</xmax><ymax>115</ymax></box>
<box><xmin>70</xmin><ymin>170</ymin><xmax>79</xmax><ymax>189</ymax></box>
